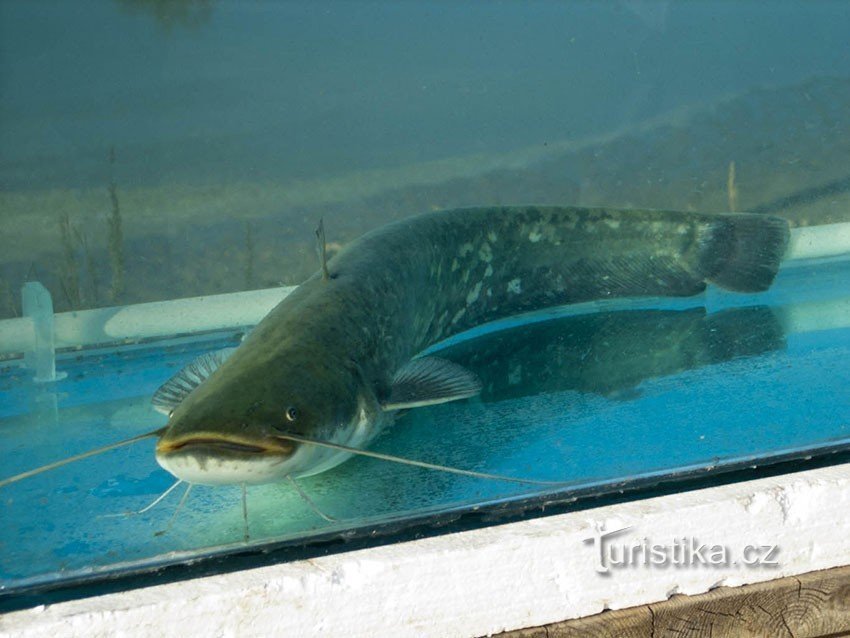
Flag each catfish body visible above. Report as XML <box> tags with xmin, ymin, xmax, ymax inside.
<box><xmin>155</xmin><ymin>206</ymin><xmax>789</xmax><ymax>485</ymax></box>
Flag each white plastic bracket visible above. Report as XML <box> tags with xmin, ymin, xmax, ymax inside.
<box><xmin>21</xmin><ymin>282</ymin><xmax>67</xmax><ymax>383</ymax></box>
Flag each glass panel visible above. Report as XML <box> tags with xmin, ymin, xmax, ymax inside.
<box><xmin>2</xmin><ymin>254</ymin><xmax>848</xmax><ymax>593</ymax></box>
<box><xmin>1</xmin><ymin>0</ymin><xmax>849</xmax><ymax>600</ymax></box>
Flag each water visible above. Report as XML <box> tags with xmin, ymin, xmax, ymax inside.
<box><xmin>4</xmin><ymin>2</ymin><xmax>845</xmax><ymax>191</ymax></box>
<box><xmin>1</xmin><ymin>255</ymin><xmax>849</xmax><ymax>594</ymax></box>
<box><xmin>1</xmin><ymin>0</ymin><xmax>849</xmax><ymax>602</ymax></box>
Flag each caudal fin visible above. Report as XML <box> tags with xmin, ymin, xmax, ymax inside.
<box><xmin>702</xmin><ymin>214</ymin><xmax>790</xmax><ymax>292</ymax></box>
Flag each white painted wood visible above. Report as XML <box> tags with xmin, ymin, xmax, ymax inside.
<box><xmin>3</xmin><ymin>463</ymin><xmax>850</xmax><ymax>638</ymax></box>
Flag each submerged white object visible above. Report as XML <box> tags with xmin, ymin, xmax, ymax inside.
<box><xmin>784</xmin><ymin>221</ymin><xmax>850</xmax><ymax>261</ymax></box>
<box><xmin>0</xmin><ymin>286</ymin><xmax>294</xmax><ymax>357</ymax></box>
<box><xmin>20</xmin><ymin>282</ymin><xmax>66</xmax><ymax>383</ymax></box>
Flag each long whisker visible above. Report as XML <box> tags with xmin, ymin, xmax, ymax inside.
<box><xmin>0</xmin><ymin>427</ymin><xmax>166</xmax><ymax>488</ymax></box>
<box><xmin>241</xmin><ymin>482</ymin><xmax>250</xmax><ymax>542</ymax></box>
<box><xmin>99</xmin><ymin>478</ymin><xmax>184</xmax><ymax>519</ymax></box>
<box><xmin>139</xmin><ymin>479</ymin><xmax>184</xmax><ymax>514</ymax></box>
<box><xmin>275</xmin><ymin>433</ymin><xmax>566</xmax><ymax>487</ymax></box>
<box><xmin>155</xmin><ymin>483</ymin><xmax>193</xmax><ymax>537</ymax></box>
<box><xmin>286</xmin><ymin>475</ymin><xmax>338</xmax><ymax>522</ymax></box>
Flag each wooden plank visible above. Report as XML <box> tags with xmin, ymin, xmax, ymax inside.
<box><xmin>497</xmin><ymin>564</ymin><xmax>850</xmax><ymax>638</ymax></box>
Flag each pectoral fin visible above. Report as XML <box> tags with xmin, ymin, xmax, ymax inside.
<box><xmin>152</xmin><ymin>347</ymin><xmax>237</xmax><ymax>415</ymax></box>
<box><xmin>383</xmin><ymin>356</ymin><xmax>482</xmax><ymax>411</ymax></box>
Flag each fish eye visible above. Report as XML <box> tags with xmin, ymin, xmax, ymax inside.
<box><xmin>285</xmin><ymin>406</ymin><xmax>299</xmax><ymax>422</ymax></box>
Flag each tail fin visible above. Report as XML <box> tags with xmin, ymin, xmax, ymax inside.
<box><xmin>701</xmin><ymin>214</ymin><xmax>790</xmax><ymax>292</ymax></box>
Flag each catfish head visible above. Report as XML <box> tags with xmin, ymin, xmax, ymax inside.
<box><xmin>153</xmin><ymin>345</ymin><xmax>385</xmax><ymax>486</ymax></box>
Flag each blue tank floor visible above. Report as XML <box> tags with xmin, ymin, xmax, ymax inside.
<box><xmin>1</xmin><ymin>255</ymin><xmax>848</xmax><ymax>593</ymax></box>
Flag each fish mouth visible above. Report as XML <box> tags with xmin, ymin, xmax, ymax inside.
<box><xmin>155</xmin><ymin>434</ymin><xmax>297</xmax><ymax>486</ymax></box>
<box><xmin>156</xmin><ymin>435</ymin><xmax>294</xmax><ymax>457</ymax></box>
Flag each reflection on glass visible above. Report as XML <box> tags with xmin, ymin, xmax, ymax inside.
<box><xmin>441</xmin><ymin>306</ymin><xmax>785</xmax><ymax>403</ymax></box>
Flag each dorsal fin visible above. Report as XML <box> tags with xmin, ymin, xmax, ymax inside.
<box><xmin>315</xmin><ymin>218</ymin><xmax>330</xmax><ymax>282</ymax></box>
<box><xmin>151</xmin><ymin>347</ymin><xmax>237</xmax><ymax>415</ymax></box>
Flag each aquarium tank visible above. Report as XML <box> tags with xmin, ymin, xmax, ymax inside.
<box><xmin>0</xmin><ymin>0</ymin><xmax>848</xmax><ymax>608</ymax></box>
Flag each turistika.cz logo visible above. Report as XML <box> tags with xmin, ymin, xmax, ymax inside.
<box><xmin>584</xmin><ymin>524</ymin><xmax>780</xmax><ymax>574</ymax></box>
